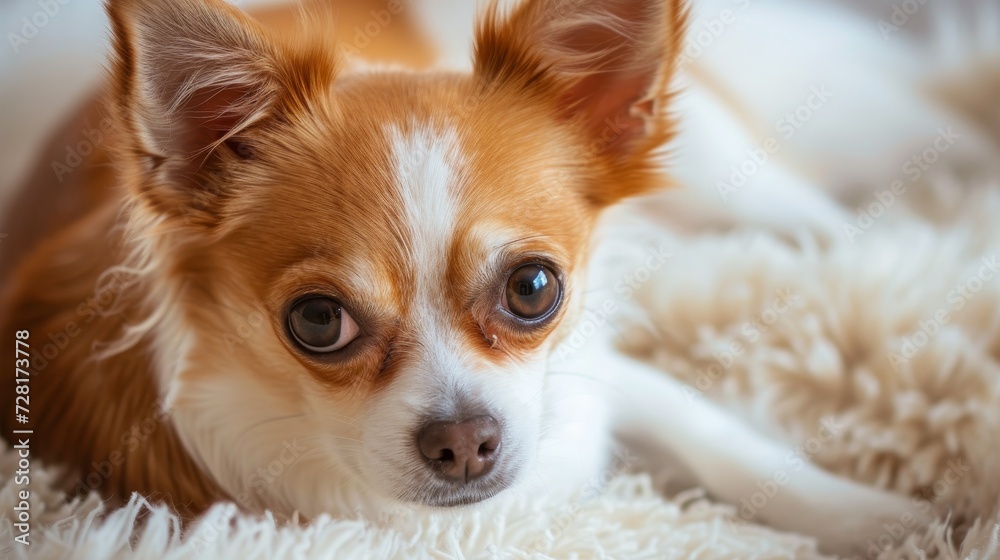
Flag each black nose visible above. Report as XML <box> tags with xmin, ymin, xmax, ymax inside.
<box><xmin>418</xmin><ymin>416</ymin><xmax>501</xmax><ymax>483</ymax></box>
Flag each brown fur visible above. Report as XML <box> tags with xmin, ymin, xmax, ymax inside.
<box><xmin>1</xmin><ymin>0</ymin><xmax>686</xmax><ymax>517</ymax></box>
<box><xmin>1</xmin><ymin>203</ymin><xmax>222</xmax><ymax>515</ymax></box>
<box><xmin>0</xmin><ymin>0</ymin><xmax>439</xmax><ymax>515</ymax></box>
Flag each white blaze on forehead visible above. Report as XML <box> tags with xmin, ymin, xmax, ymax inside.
<box><xmin>389</xmin><ymin>125</ymin><xmax>462</xmax><ymax>302</ymax></box>
<box><xmin>359</xmin><ymin>127</ymin><xmax>546</xmax><ymax>501</ymax></box>
<box><xmin>385</xmin><ymin>125</ymin><xmax>471</xmax><ymax>408</ymax></box>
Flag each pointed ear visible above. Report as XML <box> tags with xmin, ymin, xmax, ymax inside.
<box><xmin>474</xmin><ymin>0</ymin><xmax>687</xmax><ymax>200</ymax></box>
<box><xmin>106</xmin><ymin>0</ymin><xmax>335</xmax><ymax>219</ymax></box>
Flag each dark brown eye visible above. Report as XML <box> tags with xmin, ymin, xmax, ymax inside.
<box><xmin>288</xmin><ymin>297</ymin><xmax>359</xmax><ymax>352</ymax></box>
<box><xmin>502</xmin><ymin>264</ymin><xmax>561</xmax><ymax>320</ymax></box>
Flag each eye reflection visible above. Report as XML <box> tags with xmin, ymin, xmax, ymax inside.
<box><xmin>503</xmin><ymin>264</ymin><xmax>560</xmax><ymax>320</ymax></box>
<box><xmin>287</xmin><ymin>296</ymin><xmax>360</xmax><ymax>352</ymax></box>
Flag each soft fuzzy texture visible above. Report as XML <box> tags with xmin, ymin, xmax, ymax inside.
<box><xmin>2</xmin><ymin>185</ymin><xmax>1000</xmax><ymax>559</ymax></box>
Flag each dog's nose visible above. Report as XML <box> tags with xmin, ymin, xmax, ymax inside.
<box><xmin>418</xmin><ymin>416</ymin><xmax>501</xmax><ymax>483</ymax></box>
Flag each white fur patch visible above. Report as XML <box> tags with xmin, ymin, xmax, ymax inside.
<box><xmin>389</xmin><ymin>125</ymin><xmax>461</xmax><ymax>289</ymax></box>
<box><xmin>384</xmin><ymin>124</ymin><xmax>477</xmax><ymax>421</ymax></box>
<box><xmin>343</xmin><ymin>126</ymin><xmax>549</xmax><ymax>504</ymax></box>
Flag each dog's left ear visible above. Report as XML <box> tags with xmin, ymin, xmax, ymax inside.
<box><xmin>106</xmin><ymin>0</ymin><xmax>336</xmax><ymax>221</ymax></box>
<box><xmin>474</xmin><ymin>0</ymin><xmax>687</xmax><ymax>205</ymax></box>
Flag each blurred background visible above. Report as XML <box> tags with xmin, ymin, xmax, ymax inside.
<box><xmin>1</xmin><ymin>0</ymin><xmax>998</xmax><ymax>238</ymax></box>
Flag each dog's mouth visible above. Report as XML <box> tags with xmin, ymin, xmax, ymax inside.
<box><xmin>408</xmin><ymin>473</ymin><xmax>516</xmax><ymax>508</ymax></box>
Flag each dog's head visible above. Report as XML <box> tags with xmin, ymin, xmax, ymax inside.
<box><xmin>106</xmin><ymin>0</ymin><xmax>685</xmax><ymax>513</ymax></box>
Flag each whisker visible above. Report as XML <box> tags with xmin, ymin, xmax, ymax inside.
<box><xmin>311</xmin><ymin>408</ymin><xmax>364</xmax><ymax>427</ymax></box>
<box><xmin>234</xmin><ymin>413</ymin><xmax>307</xmax><ymax>447</ymax></box>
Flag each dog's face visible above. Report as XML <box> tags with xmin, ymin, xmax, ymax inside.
<box><xmin>107</xmin><ymin>0</ymin><xmax>684</xmax><ymax>513</ymax></box>
<box><xmin>215</xmin><ymin>80</ymin><xmax>599</xmax><ymax>507</ymax></box>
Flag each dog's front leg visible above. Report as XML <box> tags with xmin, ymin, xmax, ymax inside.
<box><xmin>560</xmin><ymin>339</ymin><xmax>929</xmax><ymax>556</ymax></box>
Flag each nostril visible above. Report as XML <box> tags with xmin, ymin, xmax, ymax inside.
<box><xmin>477</xmin><ymin>441</ymin><xmax>496</xmax><ymax>457</ymax></box>
<box><xmin>418</xmin><ymin>415</ymin><xmax>502</xmax><ymax>483</ymax></box>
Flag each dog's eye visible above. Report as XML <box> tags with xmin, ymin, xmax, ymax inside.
<box><xmin>502</xmin><ymin>264</ymin><xmax>561</xmax><ymax>321</ymax></box>
<box><xmin>287</xmin><ymin>297</ymin><xmax>359</xmax><ymax>353</ymax></box>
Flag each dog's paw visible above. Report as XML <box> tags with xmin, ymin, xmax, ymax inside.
<box><xmin>788</xmin><ymin>477</ymin><xmax>933</xmax><ymax>558</ymax></box>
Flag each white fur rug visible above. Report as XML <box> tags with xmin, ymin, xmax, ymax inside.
<box><xmin>2</xmin><ymin>187</ymin><xmax>1000</xmax><ymax>559</ymax></box>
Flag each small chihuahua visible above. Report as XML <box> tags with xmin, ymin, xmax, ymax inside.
<box><xmin>1</xmin><ymin>0</ymin><xmax>925</xmax><ymax>555</ymax></box>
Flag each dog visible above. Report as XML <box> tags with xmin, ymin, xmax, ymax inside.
<box><xmin>0</xmin><ymin>0</ymin><xmax>930</xmax><ymax>555</ymax></box>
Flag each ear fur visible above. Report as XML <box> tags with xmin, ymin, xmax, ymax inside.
<box><xmin>105</xmin><ymin>0</ymin><xmax>338</xmax><ymax>221</ymax></box>
<box><xmin>474</xmin><ymin>0</ymin><xmax>688</xmax><ymax>205</ymax></box>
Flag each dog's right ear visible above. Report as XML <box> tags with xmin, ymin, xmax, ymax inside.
<box><xmin>106</xmin><ymin>0</ymin><xmax>336</xmax><ymax>221</ymax></box>
<box><xmin>473</xmin><ymin>0</ymin><xmax>687</xmax><ymax>207</ymax></box>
